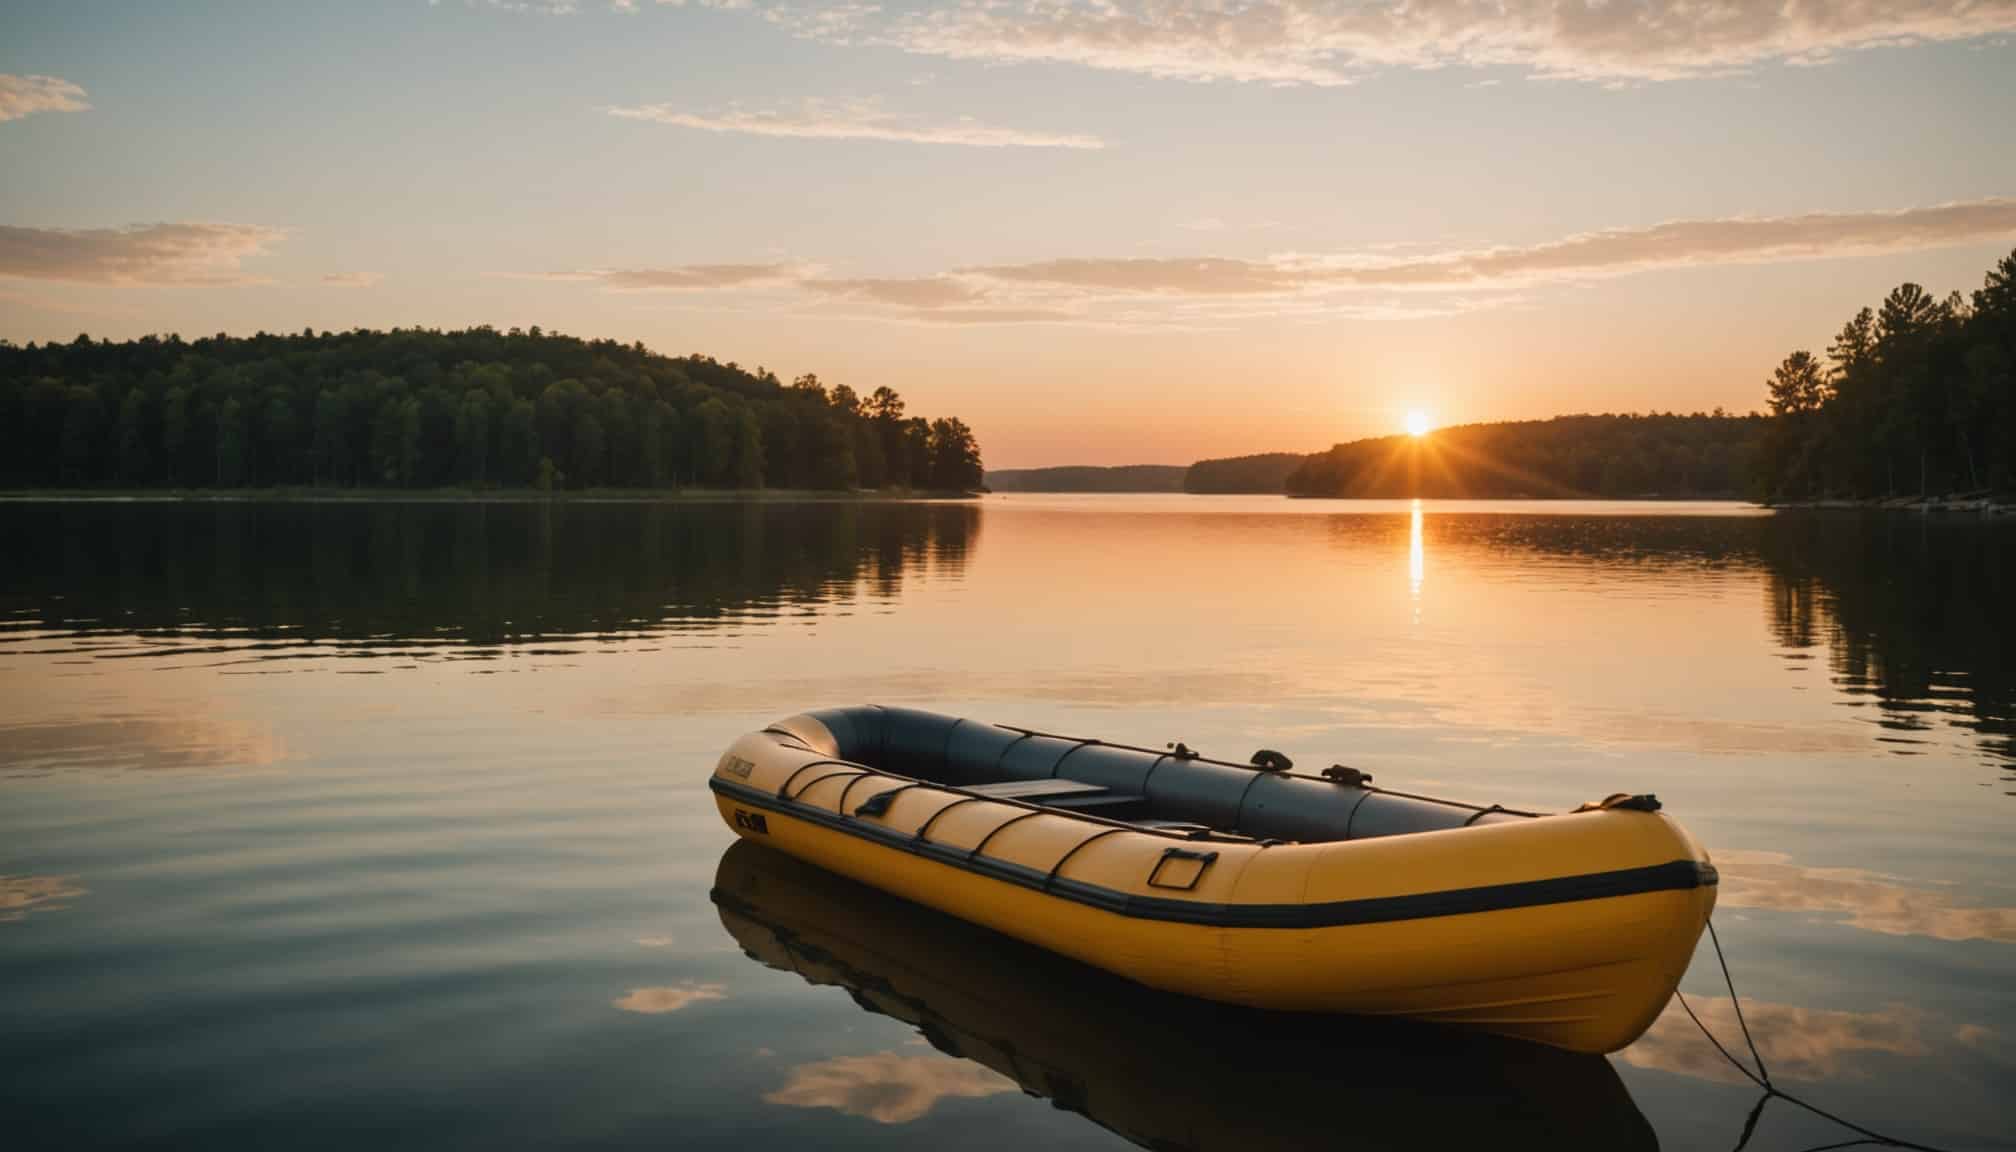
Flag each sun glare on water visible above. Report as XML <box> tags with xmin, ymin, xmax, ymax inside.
<box><xmin>1405</xmin><ymin>410</ymin><xmax>1432</xmax><ymax>438</ymax></box>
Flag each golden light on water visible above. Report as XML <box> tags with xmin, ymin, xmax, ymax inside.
<box><xmin>1409</xmin><ymin>497</ymin><xmax>1425</xmax><ymax>605</ymax></box>
<box><xmin>1405</xmin><ymin>410</ymin><xmax>1433</xmax><ymax>438</ymax></box>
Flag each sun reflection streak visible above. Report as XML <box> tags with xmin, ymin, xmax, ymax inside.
<box><xmin>1409</xmin><ymin>499</ymin><xmax>1424</xmax><ymax>616</ymax></box>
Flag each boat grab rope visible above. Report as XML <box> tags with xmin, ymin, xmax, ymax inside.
<box><xmin>1679</xmin><ymin>917</ymin><xmax>1949</xmax><ymax>1152</ymax></box>
<box><xmin>783</xmin><ymin>767</ymin><xmax>869</xmax><ymax>803</ymax></box>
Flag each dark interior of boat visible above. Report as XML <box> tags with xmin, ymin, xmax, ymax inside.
<box><xmin>774</xmin><ymin>706</ymin><xmax>1531</xmax><ymax>844</ymax></box>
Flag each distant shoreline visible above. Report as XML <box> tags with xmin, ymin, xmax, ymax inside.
<box><xmin>1283</xmin><ymin>492</ymin><xmax>1755</xmax><ymax>503</ymax></box>
<box><xmin>0</xmin><ymin>487</ymin><xmax>980</xmax><ymax>504</ymax></box>
<box><xmin>996</xmin><ymin>489</ymin><xmax>1761</xmax><ymax>502</ymax></box>
<box><xmin>8</xmin><ymin>489</ymin><xmax>2009</xmax><ymax>515</ymax></box>
<box><xmin>1767</xmin><ymin>494</ymin><xmax>2016</xmax><ymax>517</ymax></box>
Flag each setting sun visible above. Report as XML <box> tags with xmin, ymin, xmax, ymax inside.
<box><xmin>1405</xmin><ymin>410</ymin><xmax>1433</xmax><ymax>438</ymax></box>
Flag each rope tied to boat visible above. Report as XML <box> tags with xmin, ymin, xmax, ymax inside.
<box><xmin>1679</xmin><ymin>917</ymin><xmax>1949</xmax><ymax>1152</ymax></box>
<box><xmin>1575</xmin><ymin>792</ymin><xmax>1662</xmax><ymax>813</ymax></box>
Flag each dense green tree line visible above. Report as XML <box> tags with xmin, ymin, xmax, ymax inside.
<box><xmin>1757</xmin><ymin>248</ymin><xmax>2016</xmax><ymax>501</ymax></box>
<box><xmin>1285</xmin><ymin>412</ymin><xmax>1765</xmax><ymax>498</ymax></box>
<box><xmin>0</xmin><ymin>327</ymin><xmax>984</xmax><ymax>493</ymax></box>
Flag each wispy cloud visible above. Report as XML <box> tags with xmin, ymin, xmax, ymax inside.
<box><xmin>521</xmin><ymin>262</ymin><xmax>812</xmax><ymax>291</ymax></box>
<box><xmin>959</xmin><ymin>198</ymin><xmax>2016</xmax><ymax>295</ymax></box>
<box><xmin>506</xmin><ymin>0</ymin><xmax>754</xmax><ymax>11</ymax></box>
<box><xmin>608</xmin><ymin>97</ymin><xmax>1103</xmax><ymax>149</ymax></box>
<box><xmin>802</xmin><ymin>276</ymin><xmax>990</xmax><ymax>308</ymax></box>
<box><xmin>528</xmin><ymin>197</ymin><xmax>2016</xmax><ymax>327</ymax></box>
<box><xmin>963</xmin><ymin>256</ymin><xmax>1301</xmax><ymax>295</ymax></box>
<box><xmin>441</xmin><ymin>0</ymin><xmax>593</xmax><ymax>13</ymax></box>
<box><xmin>321</xmin><ymin>271</ymin><xmax>382</xmax><ymax>288</ymax></box>
<box><xmin>0</xmin><ymin>74</ymin><xmax>91</xmax><ymax>122</ymax></box>
<box><xmin>0</xmin><ymin>222</ymin><xmax>285</xmax><ymax>286</ymax></box>
<box><xmin>764</xmin><ymin>0</ymin><xmax>2016</xmax><ymax>85</ymax></box>
<box><xmin>904</xmin><ymin>305</ymin><xmax>1087</xmax><ymax>325</ymax></box>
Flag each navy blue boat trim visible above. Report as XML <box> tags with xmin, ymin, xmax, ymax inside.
<box><xmin>709</xmin><ymin>776</ymin><xmax>1717</xmax><ymax>930</ymax></box>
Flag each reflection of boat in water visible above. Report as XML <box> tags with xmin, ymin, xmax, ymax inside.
<box><xmin>712</xmin><ymin>706</ymin><xmax>1717</xmax><ymax>1052</ymax></box>
<box><xmin>713</xmin><ymin>839</ymin><xmax>1658</xmax><ymax>1151</ymax></box>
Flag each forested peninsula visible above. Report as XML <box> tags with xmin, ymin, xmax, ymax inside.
<box><xmin>0</xmin><ymin>327</ymin><xmax>984</xmax><ymax>494</ymax></box>
<box><xmin>985</xmin><ymin>464</ymin><xmax>1187</xmax><ymax>492</ymax></box>
<box><xmin>984</xmin><ymin>455</ymin><xmax>1301</xmax><ymax>494</ymax></box>
<box><xmin>1756</xmin><ymin>248</ymin><xmax>2016</xmax><ymax>503</ymax></box>
<box><xmin>1284</xmin><ymin>412</ymin><xmax>1765</xmax><ymax>498</ymax></box>
<box><xmin>988</xmin><ymin>420</ymin><xmax>1767</xmax><ymax>498</ymax></box>
<box><xmin>1185</xmin><ymin>453</ymin><xmax>1308</xmax><ymax>494</ymax></box>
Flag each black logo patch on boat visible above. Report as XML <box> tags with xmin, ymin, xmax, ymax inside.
<box><xmin>733</xmin><ymin>809</ymin><xmax>769</xmax><ymax>834</ymax></box>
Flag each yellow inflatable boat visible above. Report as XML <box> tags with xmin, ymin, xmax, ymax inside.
<box><xmin>714</xmin><ymin>839</ymin><xmax>1658</xmax><ymax>1149</ymax></box>
<box><xmin>710</xmin><ymin>705</ymin><xmax>1717</xmax><ymax>1053</ymax></box>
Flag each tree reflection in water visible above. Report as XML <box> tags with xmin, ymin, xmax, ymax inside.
<box><xmin>0</xmin><ymin>499</ymin><xmax>979</xmax><ymax>653</ymax></box>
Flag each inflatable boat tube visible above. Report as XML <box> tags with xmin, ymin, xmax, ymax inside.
<box><xmin>714</xmin><ymin>839</ymin><xmax>1658</xmax><ymax>1150</ymax></box>
<box><xmin>710</xmin><ymin>705</ymin><xmax>1717</xmax><ymax>1053</ymax></box>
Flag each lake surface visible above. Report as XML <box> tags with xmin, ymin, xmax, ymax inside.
<box><xmin>2</xmin><ymin>495</ymin><xmax>2012</xmax><ymax>1151</ymax></box>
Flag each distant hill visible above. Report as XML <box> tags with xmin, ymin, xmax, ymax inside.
<box><xmin>1286</xmin><ymin>413</ymin><xmax>1767</xmax><ymax>499</ymax></box>
<box><xmin>1184</xmin><ymin>452</ymin><xmax>1311</xmax><ymax>494</ymax></box>
<box><xmin>985</xmin><ymin>464</ymin><xmax>1188</xmax><ymax>492</ymax></box>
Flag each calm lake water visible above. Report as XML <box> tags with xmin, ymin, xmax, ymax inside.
<box><xmin>3</xmin><ymin>495</ymin><xmax>2012</xmax><ymax>1151</ymax></box>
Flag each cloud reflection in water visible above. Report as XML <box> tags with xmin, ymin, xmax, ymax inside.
<box><xmin>0</xmin><ymin>717</ymin><xmax>286</xmax><ymax>775</ymax></box>
<box><xmin>1717</xmin><ymin>850</ymin><xmax>2016</xmax><ymax>944</ymax></box>
<box><xmin>612</xmin><ymin>982</ymin><xmax>728</xmax><ymax>1014</ymax></box>
<box><xmin>1623</xmin><ymin>996</ymin><xmax>1925</xmax><ymax>1085</ymax></box>
<box><xmin>0</xmin><ymin>874</ymin><xmax>86</xmax><ymax>922</ymax></box>
<box><xmin>764</xmin><ymin>1051</ymin><xmax>1016</xmax><ymax>1124</ymax></box>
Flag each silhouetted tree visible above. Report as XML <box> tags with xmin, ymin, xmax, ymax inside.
<box><xmin>734</xmin><ymin>408</ymin><xmax>765</xmax><ymax>488</ymax></box>
<box><xmin>215</xmin><ymin>396</ymin><xmax>246</xmax><ymax>486</ymax></box>
<box><xmin>312</xmin><ymin>390</ymin><xmax>348</xmax><ymax>485</ymax></box>
<box><xmin>454</xmin><ymin>389</ymin><xmax>490</xmax><ymax>486</ymax></box>
<box><xmin>1758</xmin><ymin>249</ymin><xmax>2016</xmax><ymax>501</ymax></box>
<box><xmin>114</xmin><ymin>388</ymin><xmax>149</xmax><ymax>484</ymax></box>
<box><xmin>927</xmin><ymin>417</ymin><xmax>984</xmax><ymax>491</ymax></box>
<box><xmin>162</xmin><ymin>386</ymin><xmax>191</xmax><ymax>485</ymax></box>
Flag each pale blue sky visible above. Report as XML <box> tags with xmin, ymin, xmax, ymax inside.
<box><xmin>4</xmin><ymin>1</ymin><xmax>2015</xmax><ymax>464</ymax></box>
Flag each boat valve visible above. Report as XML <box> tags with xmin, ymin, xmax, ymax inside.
<box><xmin>1322</xmin><ymin>764</ymin><xmax>1373</xmax><ymax>786</ymax></box>
<box><xmin>1249</xmin><ymin>749</ymin><xmax>1294</xmax><ymax>772</ymax></box>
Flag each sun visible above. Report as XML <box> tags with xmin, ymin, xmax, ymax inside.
<box><xmin>1404</xmin><ymin>409</ymin><xmax>1432</xmax><ymax>438</ymax></box>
